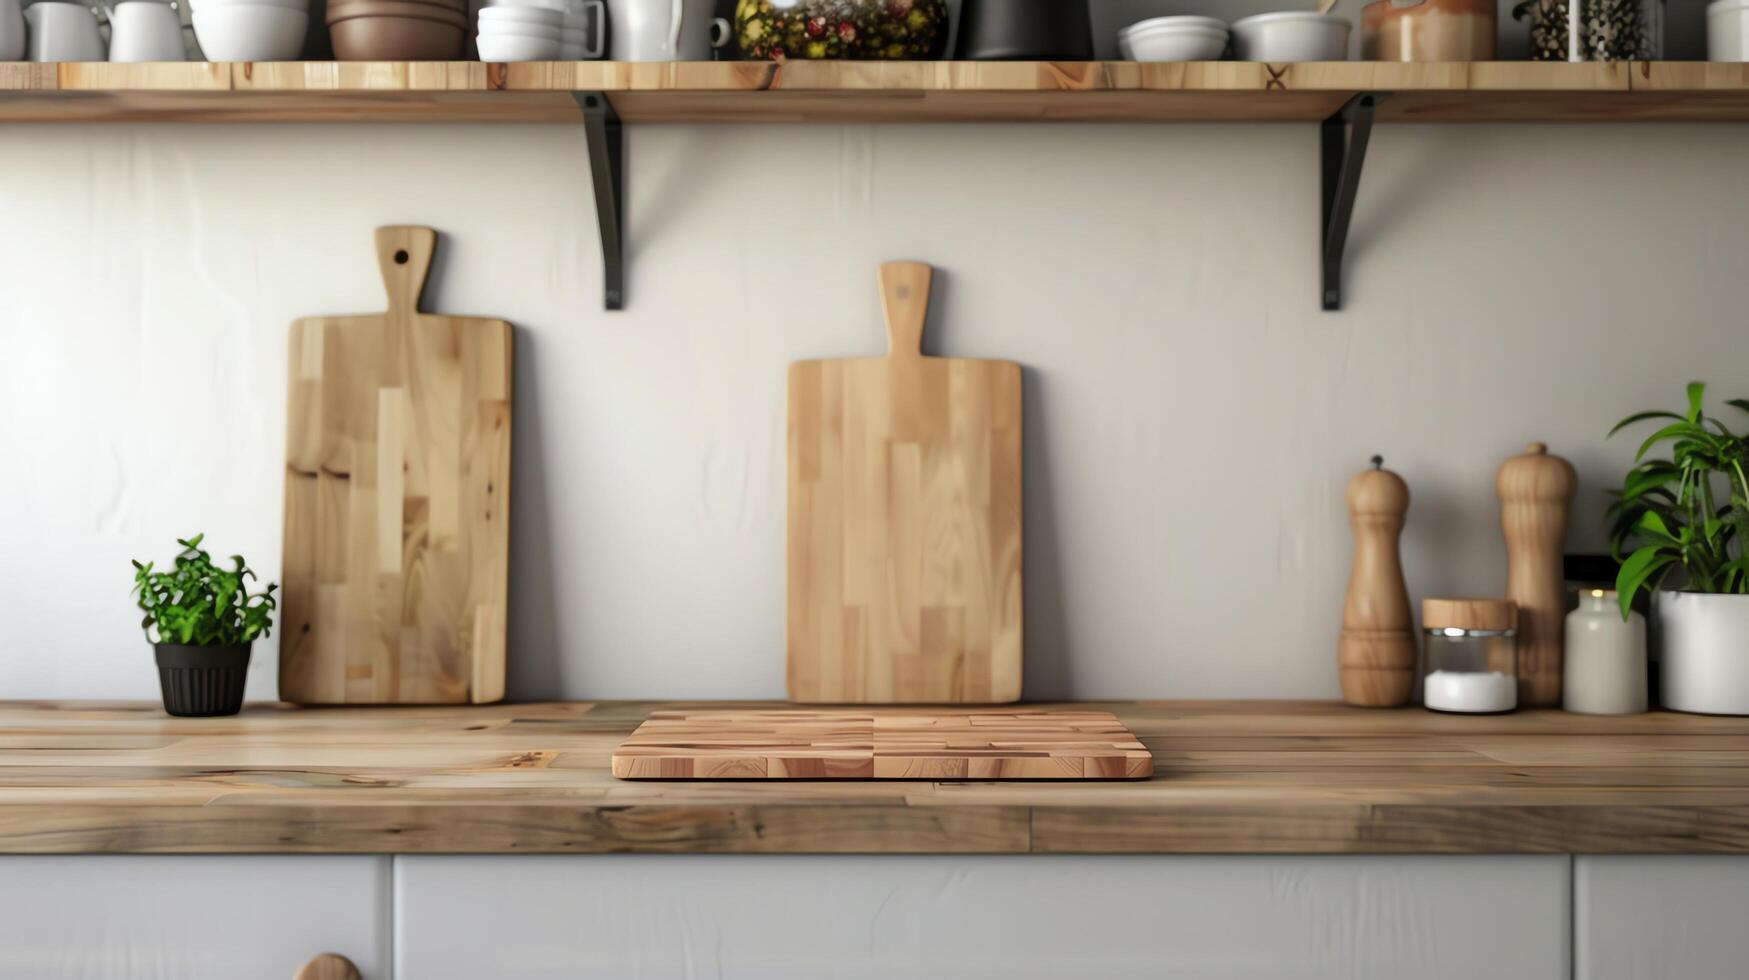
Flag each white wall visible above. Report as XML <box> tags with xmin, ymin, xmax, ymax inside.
<box><xmin>0</xmin><ymin>9</ymin><xmax>1739</xmax><ymax>703</ymax></box>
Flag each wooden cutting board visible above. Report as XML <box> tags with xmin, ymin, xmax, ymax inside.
<box><xmin>787</xmin><ymin>262</ymin><xmax>1023</xmax><ymax>704</ymax></box>
<box><xmin>279</xmin><ymin>226</ymin><xmax>512</xmax><ymax>704</ymax></box>
<box><xmin>613</xmin><ymin>709</ymin><xmax>1151</xmax><ymax>780</ymax></box>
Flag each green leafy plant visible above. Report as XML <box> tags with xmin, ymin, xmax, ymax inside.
<box><xmin>131</xmin><ymin>535</ymin><xmax>278</xmax><ymax>646</ymax></box>
<box><xmin>1607</xmin><ymin>382</ymin><xmax>1749</xmax><ymax>620</ymax></box>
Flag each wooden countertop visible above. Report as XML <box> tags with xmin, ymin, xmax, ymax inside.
<box><xmin>3</xmin><ymin>700</ymin><xmax>1747</xmax><ymax>854</ymax></box>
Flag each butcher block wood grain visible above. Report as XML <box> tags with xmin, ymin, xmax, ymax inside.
<box><xmin>6</xmin><ymin>701</ymin><xmax>1749</xmax><ymax>854</ymax></box>
<box><xmin>0</xmin><ymin>60</ymin><xmax>1717</xmax><ymax>124</ymax></box>
<box><xmin>612</xmin><ymin>709</ymin><xmax>1150</xmax><ymax>779</ymax></box>
<box><xmin>280</xmin><ymin>227</ymin><xmax>512</xmax><ymax>705</ymax></box>
<box><xmin>788</xmin><ymin>262</ymin><xmax>1022</xmax><ymax>703</ymax></box>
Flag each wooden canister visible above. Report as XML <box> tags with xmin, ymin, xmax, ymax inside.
<box><xmin>1496</xmin><ymin>442</ymin><xmax>1577</xmax><ymax>707</ymax></box>
<box><xmin>1361</xmin><ymin>0</ymin><xmax>1496</xmax><ymax>61</ymax></box>
<box><xmin>1339</xmin><ymin>456</ymin><xmax>1415</xmax><ymax>707</ymax></box>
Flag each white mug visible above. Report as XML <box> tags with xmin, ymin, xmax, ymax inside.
<box><xmin>0</xmin><ymin>0</ymin><xmax>24</xmax><ymax>61</ymax></box>
<box><xmin>105</xmin><ymin>1</ymin><xmax>187</xmax><ymax>61</ymax></box>
<box><xmin>559</xmin><ymin>0</ymin><xmax>604</xmax><ymax>59</ymax></box>
<box><xmin>606</xmin><ymin>0</ymin><xmax>727</xmax><ymax>61</ymax></box>
<box><xmin>25</xmin><ymin>1</ymin><xmax>108</xmax><ymax>61</ymax></box>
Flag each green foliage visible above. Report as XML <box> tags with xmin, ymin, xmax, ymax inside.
<box><xmin>1608</xmin><ymin>383</ymin><xmax>1749</xmax><ymax>620</ymax></box>
<box><xmin>131</xmin><ymin>534</ymin><xmax>277</xmax><ymax>646</ymax></box>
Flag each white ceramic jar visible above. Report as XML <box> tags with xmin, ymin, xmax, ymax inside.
<box><xmin>1710</xmin><ymin>0</ymin><xmax>1749</xmax><ymax>61</ymax></box>
<box><xmin>1563</xmin><ymin>590</ymin><xmax>1647</xmax><ymax>715</ymax></box>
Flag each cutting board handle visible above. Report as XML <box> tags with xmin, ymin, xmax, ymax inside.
<box><xmin>374</xmin><ymin>226</ymin><xmax>438</xmax><ymax>316</ymax></box>
<box><xmin>878</xmin><ymin>261</ymin><xmax>932</xmax><ymax>359</ymax></box>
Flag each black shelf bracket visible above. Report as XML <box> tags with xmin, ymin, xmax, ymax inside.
<box><xmin>574</xmin><ymin>91</ymin><xmax>625</xmax><ymax>310</ymax></box>
<box><xmin>1320</xmin><ymin>93</ymin><xmax>1384</xmax><ymax>312</ymax></box>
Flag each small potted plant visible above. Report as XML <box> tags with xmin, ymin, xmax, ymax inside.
<box><xmin>1608</xmin><ymin>383</ymin><xmax>1749</xmax><ymax>714</ymax></box>
<box><xmin>131</xmin><ymin>535</ymin><xmax>277</xmax><ymax>717</ymax></box>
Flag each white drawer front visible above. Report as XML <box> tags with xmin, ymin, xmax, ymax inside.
<box><xmin>1577</xmin><ymin>855</ymin><xmax>1749</xmax><ymax>980</ymax></box>
<box><xmin>397</xmin><ymin>854</ymin><xmax>1568</xmax><ymax>980</ymax></box>
<box><xmin>0</xmin><ymin>855</ymin><xmax>388</xmax><ymax>980</ymax></box>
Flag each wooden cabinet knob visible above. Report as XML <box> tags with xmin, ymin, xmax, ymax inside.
<box><xmin>296</xmin><ymin>953</ymin><xmax>361</xmax><ymax>980</ymax></box>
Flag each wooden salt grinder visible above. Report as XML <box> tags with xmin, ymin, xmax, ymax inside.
<box><xmin>1339</xmin><ymin>456</ymin><xmax>1415</xmax><ymax>707</ymax></box>
<box><xmin>1496</xmin><ymin>441</ymin><xmax>1577</xmax><ymax>707</ymax></box>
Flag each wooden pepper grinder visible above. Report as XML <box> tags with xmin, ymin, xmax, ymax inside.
<box><xmin>1497</xmin><ymin>442</ymin><xmax>1577</xmax><ymax>707</ymax></box>
<box><xmin>1339</xmin><ymin>455</ymin><xmax>1415</xmax><ymax>707</ymax></box>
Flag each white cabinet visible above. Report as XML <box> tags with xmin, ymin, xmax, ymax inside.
<box><xmin>0</xmin><ymin>855</ymin><xmax>389</xmax><ymax>980</ymax></box>
<box><xmin>1576</xmin><ymin>855</ymin><xmax>1749</xmax><ymax>980</ymax></box>
<box><xmin>395</xmin><ymin>854</ymin><xmax>1570</xmax><ymax>980</ymax></box>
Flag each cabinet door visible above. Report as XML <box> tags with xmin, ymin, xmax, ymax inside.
<box><xmin>397</xmin><ymin>854</ymin><xmax>1568</xmax><ymax>980</ymax></box>
<box><xmin>1576</xmin><ymin>855</ymin><xmax>1749</xmax><ymax>980</ymax></box>
<box><xmin>0</xmin><ymin>855</ymin><xmax>388</xmax><ymax>979</ymax></box>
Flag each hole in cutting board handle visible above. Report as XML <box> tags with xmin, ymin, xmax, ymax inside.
<box><xmin>394</xmin><ymin>249</ymin><xmax>410</xmax><ymax>265</ymax></box>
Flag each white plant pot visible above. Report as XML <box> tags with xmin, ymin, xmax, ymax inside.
<box><xmin>1657</xmin><ymin>590</ymin><xmax>1749</xmax><ymax>715</ymax></box>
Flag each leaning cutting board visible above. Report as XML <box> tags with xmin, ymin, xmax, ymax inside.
<box><xmin>787</xmin><ymin>261</ymin><xmax>1022</xmax><ymax>703</ymax></box>
<box><xmin>280</xmin><ymin>226</ymin><xmax>512</xmax><ymax>704</ymax></box>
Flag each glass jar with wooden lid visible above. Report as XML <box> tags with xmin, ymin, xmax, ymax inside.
<box><xmin>1421</xmin><ymin>598</ymin><xmax>1519</xmax><ymax>714</ymax></box>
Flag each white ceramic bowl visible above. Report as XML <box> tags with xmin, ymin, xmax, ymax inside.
<box><xmin>475</xmin><ymin>30</ymin><xmax>560</xmax><ymax>60</ymax></box>
<box><xmin>1231</xmin><ymin>11</ymin><xmax>1350</xmax><ymax>61</ymax></box>
<box><xmin>192</xmin><ymin>3</ymin><xmax>308</xmax><ymax>59</ymax></box>
<box><xmin>1120</xmin><ymin>26</ymin><xmax>1228</xmax><ymax>62</ymax></box>
<box><xmin>1120</xmin><ymin>15</ymin><xmax>1226</xmax><ymax>37</ymax></box>
<box><xmin>188</xmin><ymin>0</ymin><xmax>309</xmax><ymax>10</ymax></box>
<box><xmin>478</xmin><ymin>19</ymin><xmax>562</xmax><ymax>39</ymax></box>
<box><xmin>477</xmin><ymin>5</ymin><xmax>561</xmax><ymax>27</ymax></box>
<box><xmin>1710</xmin><ymin>0</ymin><xmax>1749</xmax><ymax>61</ymax></box>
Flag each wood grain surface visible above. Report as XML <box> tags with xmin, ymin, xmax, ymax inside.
<box><xmin>280</xmin><ymin>227</ymin><xmax>511</xmax><ymax>705</ymax></box>
<box><xmin>613</xmin><ymin>709</ymin><xmax>1149</xmax><ymax>779</ymax></box>
<box><xmin>788</xmin><ymin>262</ymin><xmax>1022</xmax><ymax>703</ymax></box>
<box><xmin>4</xmin><ymin>701</ymin><xmax>1749</xmax><ymax>854</ymax></box>
<box><xmin>3</xmin><ymin>61</ymin><xmax>1746</xmax><ymax>123</ymax></box>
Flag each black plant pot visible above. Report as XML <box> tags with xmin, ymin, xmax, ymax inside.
<box><xmin>154</xmin><ymin>643</ymin><xmax>251</xmax><ymax>717</ymax></box>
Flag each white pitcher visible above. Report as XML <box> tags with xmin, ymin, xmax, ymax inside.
<box><xmin>104</xmin><ymin>0</ymin><xmax>187</xmax><ymax>61</ymax></box>
<box><xmin>0</xmin><ymin>0</ymin><xmax>23</xmax><ymax>61</ymax></box>
<box><xmin>606</xmin><ymin>0</ymin><xmax>726</xmax><ymax>60</ymax></box>
<box><xmin>25</xmin><ymin>2</ymin><xmax>107</xmax><ymax>61</ymax></box>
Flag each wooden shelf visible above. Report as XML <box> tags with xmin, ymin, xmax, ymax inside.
<box><xmin>2</xmin><ymin>60</ymin><xmax>1748</xmax><ymax>123</ymax></box>
<box><xmin>4</xmin><ymin>699</ymin><xmax>1749</xmax><ymax>854</ymax></box>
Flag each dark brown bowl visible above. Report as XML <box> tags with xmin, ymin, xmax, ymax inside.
<box><xmin>343</xmin><ymin>0</ymin><xmax>469</xmax><ymax>11</ymax></box>
<box><xmin>329</xmin><ymin>13</ymin><xmax>466</xmax><ymax>58</ymax></box>
<box><xmin>326</xmin><ymin>0</ymin><xmax>466</xmax><ymax>26</ymax></box>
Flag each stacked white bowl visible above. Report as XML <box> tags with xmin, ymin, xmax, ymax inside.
<box><xmin>1118</xmin><ymin>16</ymin><xmax>1229</xmax><ymax>62</ymax></box>
<box><xmin>1230</xmin><ymin>12</ymin><xmax>1351</xmax><ymax>62</ymax></box>
<box><xmin>477</xmin><ymin>0</ymin><xmax>599</xmax><ymax>61</ymax></box>
<box><xmin>190</xmin><ymin>0</ymin><xmax>309</xmax><ymax>59</ymax></box>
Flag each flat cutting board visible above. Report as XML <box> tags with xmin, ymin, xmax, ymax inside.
<box><xmin>787</xmin><ymin>262</ymin><xmax>1023</xmax><ymax>704</ymax></box>
<box><xmin>280</xmin><ymin>226</ymin><xmax>512</xmax><ymax>704</ymax></box>
<box><xmin>613</xmin><ymin>709</ymin><xmax>1150</xmax><ymax>779</ymax></box>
